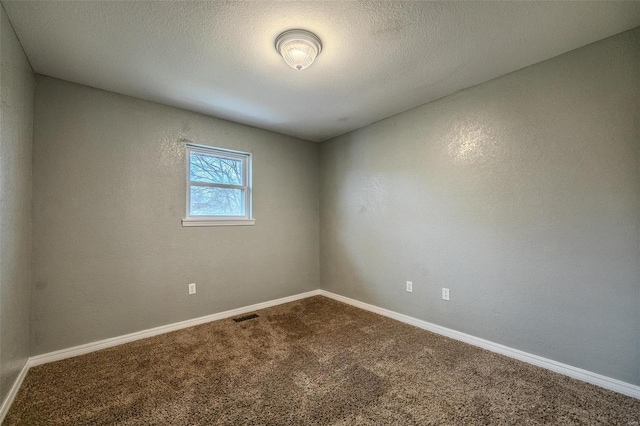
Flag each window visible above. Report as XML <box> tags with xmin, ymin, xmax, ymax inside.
<box><xmin>183</xmin><ymin>144</ymin><xmax>254</xmax><ymax>226</ymax></box>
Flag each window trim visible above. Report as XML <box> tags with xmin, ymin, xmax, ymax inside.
<box><xmin>182</xmin><ymin>143</ymin><xmax>254</xmax><ymax>227</ymax></box>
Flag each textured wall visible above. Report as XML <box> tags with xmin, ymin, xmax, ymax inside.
<box><xmin>0</xmin><ymin>5</ymin><xmax>34</xmax><ymax>402</ymax></box>
<box><xmin>320</xmin><ymin>28</ymin><xmax>640</xmax><ymax>385</ymax></box>
<box><xmin>32</xmin><ymin>76</ymin><xmax>319</xmax><ymax>355</ymax></box>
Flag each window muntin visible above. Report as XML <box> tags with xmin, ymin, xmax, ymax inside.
<box><xmin>185</xmin><ymin>144</ymin><xmax>252</xmax><ymax>223</ymax></box>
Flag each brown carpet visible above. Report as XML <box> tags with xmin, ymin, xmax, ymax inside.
<box><xmin>5</xmin><ymin>296</ymin><xmax>640</xmax><ymax>425</ymax></box>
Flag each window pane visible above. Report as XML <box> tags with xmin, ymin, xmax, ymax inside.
<box><xmin>190</xmin><ymin>186</ymin><xmax>245</xmax><ymax>216</ymax></box>
<box><xmin>189</xmin><ymin>152</ymin><xmax>243</xmax><ymax>185</ymax></box>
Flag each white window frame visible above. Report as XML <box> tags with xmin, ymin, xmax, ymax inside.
<box><xmin>182</xmin><ymin>143</ymin><xmax>254</xmax><ymax>227</ymax></box>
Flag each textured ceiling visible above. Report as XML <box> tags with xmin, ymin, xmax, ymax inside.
<box><xmin>3</xmin><ymin>1</ymin><xmax>640</xmax><ymax>142</ymax></box>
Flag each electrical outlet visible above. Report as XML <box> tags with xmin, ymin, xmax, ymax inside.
<box><xmin>406</xmin><ymin>281</ymin><xmax>413</xmax><ymax>293</ymax></box>
<box><xmin>189</xmin><ymin>283</ymin><xmax>196</xmax><ymax>295</ymax></box>
<box><xmin>442</xmin><ymin>287</ymin><xmax>450</xmax><ymax>301</ymax></box>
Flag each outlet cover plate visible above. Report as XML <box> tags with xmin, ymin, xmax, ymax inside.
<box><xmin>442</xmin><ymin>287</ymin><xmax>450</xmax><ymax>301</ymax></box>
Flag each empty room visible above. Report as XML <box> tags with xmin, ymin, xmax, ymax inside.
<box><xmin>1</xmin><ymin>1</ymin><xmax>639</xmax><ymax>424</ymax></box>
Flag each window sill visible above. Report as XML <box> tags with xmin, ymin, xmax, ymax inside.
<box><xmin>182</xmin><ymin>219</ymin><xmax>256</xmax><ymax>227</ymax></box>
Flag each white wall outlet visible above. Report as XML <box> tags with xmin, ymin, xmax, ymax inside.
<box><xmin>406</xmin><ymin>281</ymin><xmax>413</xmax><ymax>293</ymax></box>
<box><xmin>442</xmin><ymin>287</ymin><xmax>450</xmax><ymax>301</ymax></box>
<box><xmin>188</xmin><ymin>283</ymin><xmax>196</xmax><ymax>295</ymax></box>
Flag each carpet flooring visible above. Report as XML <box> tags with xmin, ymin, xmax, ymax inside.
<box><xmin>5</xmin><ymin>296</ymin><xmax>640</xmax><ymax>425</ymax></box>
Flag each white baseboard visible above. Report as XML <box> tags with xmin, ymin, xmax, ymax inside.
<box><xmin>2</xmin><ymin>287</ymin><xmax>637</xmax><ymax>422</ymax></box>
<box><xmin>318</xmin><ymin>290</ymin><xmax>640</xmax><ymax>399</ymax></box>
<box><xmin>0</xmin><ymin>360</ymin><xmax>29</xmax><ymax>423</ymax></box>
<box><xmin>29</xmin><ymin>289</ymin><xmax>321</xmax><ymax>367</ymax></box>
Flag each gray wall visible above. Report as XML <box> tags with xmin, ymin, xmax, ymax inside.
<box><xmin>32</xmin><ymin>76</ymin><xmax>319</xmax><ymax>355</ymax></box>
<box><xmin>0</xmin><ymin>5</ymin><xmax>34</xmax><ymax>402</ymax></box>
<box><xmin>320</xmin><ymin>28</ymin><xmax>640</xmax><ymax>385</ymax></box>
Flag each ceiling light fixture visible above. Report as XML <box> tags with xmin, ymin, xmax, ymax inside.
<box><xmin>275</xmin><ymin>29</ymin><xmax>322</xmax><ymax>71</ymax></box>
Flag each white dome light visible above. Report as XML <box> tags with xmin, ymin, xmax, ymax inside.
<box><xmin>275</xmin><ymin>29</ymin><xmax>322</xmax><ymax>71</ymax></box>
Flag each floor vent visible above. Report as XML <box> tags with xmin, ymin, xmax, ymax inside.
<box><xmin>233</xmin><ymin>314</ymin><xmax>259</xmax><ymax>322</ymax></box>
